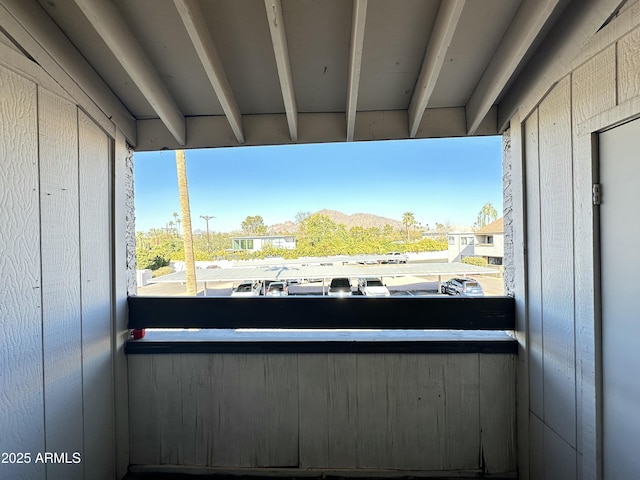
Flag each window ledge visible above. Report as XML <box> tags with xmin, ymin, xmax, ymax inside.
<box><xmin>125</xmin><ymin>329</ymin><xmax>517</xmax><ymax>355</ymax></box>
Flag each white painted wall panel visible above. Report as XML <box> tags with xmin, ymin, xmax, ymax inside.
<box><xmin>538</xmin><ymin>76</ymin><xmax>576</xmax><ymax>448</ymax></box>
<box><xmin>129</xmin><ymin>353</ymin><xmax>516</xmax><ymax>473</ymax></box>
<box><xmin>543</xmin><ymin>425</ymin><xmax>576</xmax><ymax>480</ymax></box>
<box><xmin>298</xmin><ymin>355</ymin><xmax>359</xmax><ymax>468</ymax></box>
<box><xmin>529</xmin><ymin>413</ymin><xmax>544</xmax><ymax>480</ymax></box>
<box><xmin>617</xmin><ymin>26</ymin><xmax>640</xmax><ymax>104</ymax></box>
<box><xmin>479</xmin><ymin>354</ymin><xmax>517</xmax><ymax>474</ymax></box>
<box><xmin>130</xmin><ymin>354</ymin><xmax>299</xmax><ymax>468</ymax></box>
<box><xmin>78</xmin><ymin>111</ymin><xmax>115</xmax><ymax>480</ymax></box>
<box><xmin>208</xmin><ymin>354</ymin><xmax>299</xmax><ymax>467</ymax></box>
<box><xmin>524</xmin><ymin>110</ymin><xmax>544</xmax><ymax>420</ymax></box>
<box><xmin>0</xmin><ymin>62</ymin><xmax>46</xmax><ymax>480</ymax></box>
<box><xmin>38</xmin><ymin>87</ymin><xmax>84</xmax><ymax>480</ymax></box>
<box><xmin>571</xmin><ymin>46</ymin><xmax>616</xmax><ymax>480</ymax></box>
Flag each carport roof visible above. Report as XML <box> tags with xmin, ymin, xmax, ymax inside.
<box><xmin>149</xmin><ymin>261</ymin><xmax>499</xmax><ymax>284</ymax></box>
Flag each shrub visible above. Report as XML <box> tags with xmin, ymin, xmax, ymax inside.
<box><xmin>152</xmin><ymin>266</ymin><xmax>174</xmax><ymax>278</ymax></box>
<box><xmin>461</xmin><ymin>256</ymin><xmax>488</xmax><ymax>267</ymax></box>
<box><xmin>136</xmin><ymin>248</ymin><xmax>171</xmax><ymax>270</ymax></box>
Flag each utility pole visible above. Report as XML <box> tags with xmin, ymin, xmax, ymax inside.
<box><xmin>200</xmin><ymin>215</ymin><xmax>215</xmax><ymax>256</ymax></box>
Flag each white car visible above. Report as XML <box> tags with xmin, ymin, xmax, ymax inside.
<box><xmin>384</xmin><ymin>252</ymin><xmax>408</xmax><ymax>264</ymax></box>
<box><xmin>357</xmin><ymin>277</ymin><xmax>390</xmax><ymax>297</ymax></box>
<box><xmin>230</xmin><ymin>281</ymin><xmax>260</xmax><ymax>297</ymax></box>
<box><xmin>265</xmin><ymin>281</ymin><xmax>288</xmax><ymax>296</ymax></box>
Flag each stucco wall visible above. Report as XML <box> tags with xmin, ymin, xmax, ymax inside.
<box><xmin>502</xmin><ymin>129</ymin><xmax>514</xmax><ymax>295</ymax></box>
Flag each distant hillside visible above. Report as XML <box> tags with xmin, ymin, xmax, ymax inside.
<box><xmin>267</xmin><ymin>209</ymin><xmax>404</xmax><ymax>234</ymax></box>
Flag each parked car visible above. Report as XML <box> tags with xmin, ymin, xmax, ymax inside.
<box><xmin>357</xmin><ymin>277</ymin><xmax>390</xmax><ymax>296</ymax></box>
<box><xmin>440</xmin><ymin>277</ymin><xmax>484</xmax><ymax>296</ymax></box>
<box><xmin>265</xmin><ymin>281</ymin><xmax>288</xmax><ymax>296</ymax></box>
<box><xmin>328</xmin><ymin>277</ymin><xmax>352</xmax><ymax>297</ymax></box>
<box><xmin>230</xmin><ymin>280</ymin><xmax>261</xmax><ymax>297</ymax></box>
<box><xmin>383</xmin><ymin>252</ymin><xmax>408</xmax><ymax>264</ymax></box>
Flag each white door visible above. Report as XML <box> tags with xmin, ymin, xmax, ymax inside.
<box><xmin>599</xmin><ymin>117</ymin><xmax>640</xmax><ymax>479</ymax></box>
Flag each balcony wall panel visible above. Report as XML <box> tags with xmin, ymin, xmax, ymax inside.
<box><xmin>128</xmin><ymin>352</ymin><xmax>516</xmax><ymax>474</ymax></box>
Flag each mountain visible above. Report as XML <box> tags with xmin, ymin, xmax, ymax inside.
<box><xmin>267</xmin><ymin>209</ymin><xmax>404</xmax><ymax>234</ymax></box>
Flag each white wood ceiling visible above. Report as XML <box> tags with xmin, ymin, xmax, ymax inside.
<box><xmin>6</xmin><ymin>0</ymin><xmax>571</xmax><ymax>150</ymax></box>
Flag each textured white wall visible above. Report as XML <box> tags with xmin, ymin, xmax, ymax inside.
<box><xmin>0</xmin><ymin>49</ymin><xmax>119</xmax><ymax>480</ymax></box>
<box><xmin>510</xmin><ymin>4</ymin><xmax>640</xmax><ymax>479</ymax></box>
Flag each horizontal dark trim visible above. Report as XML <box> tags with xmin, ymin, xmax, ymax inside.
<box><xmin>128</xmin><ymin>296</ymin><xmax>515</xmax><ymax>330</ymax></box>
<box><xmin>125</xmin><ymin>339</ymin><xmax>517</xmax><ymax>355</ymax></box>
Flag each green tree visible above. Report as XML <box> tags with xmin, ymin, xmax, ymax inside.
<box><xmin>296</xmin><ymin>213</ymin><xmax>346</xmax><ymax>256</ymax></box>
<box><xmin>475</xmin><ymin>201</ymin><xmax>498</xmax><ymax>228</ymax></box>
<box><xmin>241</xmin><ymin>215</ymin><xmax>267</xmax><ymax>235</ymax></box>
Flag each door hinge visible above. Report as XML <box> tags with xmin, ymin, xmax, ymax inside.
<box><xmin>593</xmin><ymin>183</ymin><xmax>602</xmax><ymax>205</ymax></box>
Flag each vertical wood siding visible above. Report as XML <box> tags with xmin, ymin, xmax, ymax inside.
<box><xmin>524</xmin><ymin>110</ymin><xmax>543</xmax><ymax>421</ymax></box>
<box><xmin>0</xmin><ymin>61</ymin><xmax>46</xmax><ymax>480</ymax></box>
<box><xmin>0</xmin><ymin>62</ymin><xmax>117</xmax><ymax>480</ymax></box>
<box><xmin>129</xmin><ymin>353</ymin><xmax>516</xmax><ymax>474</ymax></box>
<box><xmin>538</xmin><ymin>76</ymin><xmax>576</xmax><ymax>448</ymax></box>
<box><xmin>78</xmin><ymin>111</ymin><xmax>115</xmax><ymax>480</ymax></box>
<box><xmin>571</xmin><ymin>45</ymin><xmax>617</xmax><ymax>480</ymax></box>
<box><xmin>516</xmin><ymin>15</ymin><xmax>640</xmax><ymax>480</ymax></box>
<box><xmin>39</xmin><ymin>88</ymin><xmax>83</xmax><ymax>480</ymax></box>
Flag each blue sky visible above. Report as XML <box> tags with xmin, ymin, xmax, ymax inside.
<box><xmin>134</xmin><ymin>136</ymin><xmax>503</xmax><ymax>233</ymax></box>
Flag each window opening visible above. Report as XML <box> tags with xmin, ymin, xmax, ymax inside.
<box><xmin>134</xmin><ymin>137</ymin><xmax>505</xmax><ymax>307</ymax></box>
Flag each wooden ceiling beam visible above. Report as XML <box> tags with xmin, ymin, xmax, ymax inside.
<box><xmin>174</xmin><ymin>0</ymin><xmax>244</xmax><ymax>144</ymax></box>
<box><xmin>346</xmin><ymin>0</ymin><xmax>368</xmax><ymax>142</ymax></box>
<box><xmin>408</xmin><ymin>0</ymin><xmax>466</xmax><ymax>138</ymax></box>
<box><xmin>264</xmin><ymin>0</ymin><xmax>298</xmax><ymax>142</ymax></box>
<box><xmin>72</xmin><ymin>0</ymin><xmax>186</xmax><ymax>145</ymax></box>
<box><xmin>466</xmin><ymin>0</ymin><xmax>568</xmax><ymax>135</ymax></box>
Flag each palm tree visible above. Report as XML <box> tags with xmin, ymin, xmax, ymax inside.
<box><xmin>176</xmin><ymin>150</ymin><xmax>197</xmax><ymax>295</ymax></box>
<box><xmin>475</xmin><ymin>201</ymin><xmax>498</xmax><ymax>228</ymax></box>
<box><xmin>172</xmin><ymin>212</ymin><xmax>181</xmax><ymax>235</ymax></box>
<box><xmin>402</xmin><ymin>211</ymin><xmax>415</xmax><ymax>243</ymax></box>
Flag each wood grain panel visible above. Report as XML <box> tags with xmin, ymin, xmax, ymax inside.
<box><xmin>529</xmin><ymin>413</ymin><xmax>544</xmax><ymax>480</ymax></box>
<box><xmin>572</xmin><ymin>45</ymin><xmax>616</xmax><ymax>480</ymax></box>
<box><xmin>618</xmin><ymin>26</ymin><xmax>640</xmax><ymax>104</ymax></box>
<box><xmin>38</xmin><ymin>87</ymin><xmax>83</xmax><ymax>480</ymax></box>
<box><xmin>298</xmin><ymin>355</ymin><xmax>358</xmax><ymax>468</ymax></box>
<box><xmin>0</xmin><ymin>63</ymin><xmax>46</xmax><ymax>480</ymax></box>
<box><xmin>544</xmin><ymin>424</ymin><xmax>577</xmax><ymax>480</ymax></box>
<box><xmin>128</xmin><ymin>355</ymin><xmax>160</xmax><ymax>465</ymax></box>
<box><xmin>440</xmin><ymin>354</ymin><xmax>481</xmax><ymax>470</ymax></box>
<box><xmin>130</xmin><ymin>353</ymin><xmax>515</xmax><ymax>472</ymax></box>
<box><xmin>524</xmin><ymin>109</ymin><xmax>544</xmax><ymax>420</ymax></box>
<box><xmin>573</xmin><ymin>46</ymin><xmax>616</xmax><ymax>121</ymax></box>
<box><xmin>78</xmin><ymin>111</ymin><xmax>115</xmax><ymax>480</ymax></box>
<box><xmin>209</xmin><ymin>354</ymin><xmax>299</xmax><ymax>467</ymax></box>
<box><xmin>538</xmin><ymin>76</ymin><xmax>576</xmax><ymax>448</ymax></box>
<box><xmin>302</xmin><ymin>354</ymin><xmax>482</xmax><ymax>470</ymax></box>
<box><xmin>479</xmin><ymin>355</ymin><xmax>517</xmax><ymax>474</ymax></box>
<box><xmin>131</xmin><ymin>354</ymin><xmax>299</xmax><ymax>467</ymax></box>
